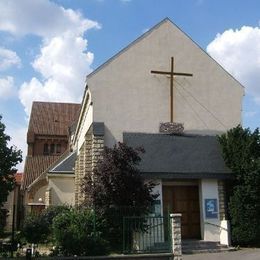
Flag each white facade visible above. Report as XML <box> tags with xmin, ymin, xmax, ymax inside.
<box><xmin>200</xmin><ymin>179</ymin><xmax>221</xmax><ymax>241</ymax></box>
<box><xmin>85</xmin><ymin>18</ymin><xmax>243</xmax><ymax>147</ymax></box>
<box><xmin>30</xmin><ymin>185</ymin><xmax>47</xmax><ymax>204</ymax></box>
<box><xmin>74</xmin><ymin>90</ymin><xmax>93</xmax><ymax>152</ymax></box>
<box><xmin>47</xmin><ymin>174</ymin><xmax>75</xmax><ymax>206</ymax></box>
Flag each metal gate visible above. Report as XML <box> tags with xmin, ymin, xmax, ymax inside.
<box><xmin>123</xmin><ymin>216</ymin><xmax>172</xmax><ymax>254</ymax></box>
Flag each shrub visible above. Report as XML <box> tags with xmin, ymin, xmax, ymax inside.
<box><xmin>52</xmin><ymin>208</ymin><xmax>108</xmax><ymax>256</ymax></box>
<box><xmin>0</xmin><ymin>209</ymin><xmax>7</xmax><ymax>235</ymax></box>
<box><xmin>22</xmin><ymin>213</ymin><xmax>49</xmax><ymax>243</ymax></box>
<box><xmin>228</xmin><ymin>171</ymin><xmax>260</xmax><ymax>245</ymax></box>
<box><xmin>219</xmin><ymin>125</ymin><xmax>260</xmax><ymax>245</ymax></box>
<box><xmin>22</xmin><ymin>205</ymin><xmax>70</xmax><ymax>243</ymax></box>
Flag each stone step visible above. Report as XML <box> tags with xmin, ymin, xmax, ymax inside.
<box><xmin>182</xmin><ymin>240</ymin><xmax>235</xmax><ymax>254</ymax></box>
<box><xmin>183</xmin><ymin>247</ymin><xmax>236</xmax><ymax>254</ymax></box>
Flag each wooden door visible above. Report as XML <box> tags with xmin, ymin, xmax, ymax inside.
<box><xmin>163</xmin><ymin>185</ymin><xmax>201</xmax><ymax>239</ymax></box>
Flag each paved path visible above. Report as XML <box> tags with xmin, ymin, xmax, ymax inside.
<box><xmin>183</xmin><ymin>248</ymin><xmax>260</xmax><ymax>260</ymax></box>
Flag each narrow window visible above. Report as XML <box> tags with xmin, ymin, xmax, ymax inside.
<box><xmin>50</xmin><ymin>144</ymin><xmax>55</xmax><ymax>154</ymax></box>
<box><xmin>43</xmin><ymin>144</ymin><xmax>49</xmax><ymax>155</ymax></box>
<box><xmin>56</xmin><ymin>144</ymin><xmax>61</xmax><ymax>154</ymax></box>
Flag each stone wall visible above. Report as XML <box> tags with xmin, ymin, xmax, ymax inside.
<box><xmin>45</xmin><ymin>187</ymin><xmax>51</xmax><ymax>207</ymax></box>
<box><xmin>218</xmin><ymin>180</ymin><xmax>227</xmax><ymax>220</ymax></box>
<box><xmin>74</xmin><ymin>123</ymin><xmax>104</xmax><ymax>207</ymax></box>
<box><xmin>159</xmin><ymin>122</ymin><xmax>184</xmax><ymax>135</ymax></box>
<box><xmin>170</xmin><ymin>214</ymin><xmax>182</xmax><ymax>260</ymax></box>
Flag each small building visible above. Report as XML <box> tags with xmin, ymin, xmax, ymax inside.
<box><xmin>22</xmin><ymin>101</ymin><xmax>80</xmax><ymax>213</ymax></box>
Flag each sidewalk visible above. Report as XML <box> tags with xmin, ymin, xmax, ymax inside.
<box><xmin>183</xmin><ymin>248</ymin><xmax>260</xmax><ymax>260</ymax></box>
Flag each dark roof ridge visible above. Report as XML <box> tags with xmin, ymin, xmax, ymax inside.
<box><xmin>123</xmin><ymin>132</ymin><xmax>217</xmax><ymax>138</ymax></box>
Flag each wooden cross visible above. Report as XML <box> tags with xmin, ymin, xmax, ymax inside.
<box><xmin>151</xmin><ymin>57</ymin><xmax>193</xmax><ymax>122</ymax></box>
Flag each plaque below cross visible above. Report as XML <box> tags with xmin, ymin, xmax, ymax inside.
<box><xmin>151</xmin><ymin>57</ymin><xmax>193</xmax><ymax>123</ymax></box>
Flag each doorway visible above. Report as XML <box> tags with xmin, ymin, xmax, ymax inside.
<box><xmin>163</xmin><ymin>185</ymin><xmax>201</xmax><ymax>239</ymax></box>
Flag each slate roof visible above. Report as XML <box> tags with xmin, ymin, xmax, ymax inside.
<box><xmin>28</xmin><ymin>101</ymin><xmax>81</xmax><ymax>136</ymax></box>
<box><xmin>123</xmin><ymin>133</ymin><xmax>232</xmax><ymax>179</ymax></box>
<box><xmin>22</xmin><ymin>156</ymin><xmax>58</xmax><ymax>189</ymax></box>
<box><xmin>49</xmin><ymin>151</ymin><xmax>77</xmax><ymax>173</ymax></box>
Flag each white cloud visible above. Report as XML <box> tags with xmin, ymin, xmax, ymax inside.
<box><xmin>0</xmin><ymin>0</ymin><xmax>101</xmax><ymax>115</ymax></box>
<box><xmin>207</xmin><ymin>26</ymin><xmax>260</xmax><ymax>105</ymax></box>
<box><xmin>0</xmin><ymin>0</ymin><xmax>100</xmax><ymax>38</ymax></box>
<box><xmin>0</xmin><ymin>76</ymin><xmax>16</xmax><ymax>98</ymax></box>
<box><xmin>19</xmin><ymin>33</ymin><xmax>94</xmax><ymax>115</ymax></box>
<box><xmin>0</xmin><ymin>47</ymin><xmax>21</xmax><ymax>70</ymax></box>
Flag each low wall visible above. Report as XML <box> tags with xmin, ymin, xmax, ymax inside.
<box><xmin>45</xmin><ymin>253</ymin><xmax>173</xmax><ymax>260</ymax></box>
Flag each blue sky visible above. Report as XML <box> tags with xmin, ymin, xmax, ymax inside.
<box><xmin>0</xmin><ymin>0</ymin><xmax>260</xmax><ymax>170</ymax></box>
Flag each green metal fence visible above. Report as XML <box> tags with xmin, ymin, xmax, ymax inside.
<box><xmin>123</xmin><ymin>216</ymin><xmax>172</xmax><ymax>254</ymax></box>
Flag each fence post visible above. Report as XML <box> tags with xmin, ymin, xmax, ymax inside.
<box><xmin>122</xmin><ymin>217</ymin><xmax>125</xmax><ymax>253</ymax></box>
<box><xmin>170</xmin><ymin>213</ymin><xmax>182</xmax><ymax>260</ymax></box>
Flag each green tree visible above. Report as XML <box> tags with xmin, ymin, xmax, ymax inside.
<box><xmin>218</xmin><ymin>125</ymin><xmax>260</xmax><ymax>245</ymax></box>
<box><xmin>0</xmin><ymin>115</ymin><xmax>22</xmax><ymax>234</ymax></box>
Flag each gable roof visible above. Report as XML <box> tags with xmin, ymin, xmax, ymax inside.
<box><xmin>123</xmin><ymin>133</ymin><xmax>232</xmax><ymax>179</ymax></box>
<box><xmin>87</xmin><ymin>18</ymin><xmax>244</xmax><ymax>90</ymax></box>
<box><xmin>49</xmin><ymin>151</ymin><xmax>76</xmax><ymax>173</ymax></box>
<box><xmin>28</xmin><ymin>101</ymin><xmax>81</xmax><ymax>136</ymax></box>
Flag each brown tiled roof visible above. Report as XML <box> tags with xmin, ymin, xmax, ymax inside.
<box><xmin>28</xmin><ymin>101</ymin><xmax>81</xmax><ymax>136</ymax></box>
<box><xmin>22</xmin><ymin>156</ymin><xmax>58</xmax><ymax>189</ymax></box>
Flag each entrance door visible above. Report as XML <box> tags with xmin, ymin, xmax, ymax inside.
<box><xmin>163</xmin><ymin>185</ymin><xmax>201</xmax><ymax>239</ymax></box>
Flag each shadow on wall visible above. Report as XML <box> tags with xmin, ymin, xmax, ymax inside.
<box><xmin>104</xmin><ymin>125</ymin><xmax>117</xmax><ymax>148</ymax></box>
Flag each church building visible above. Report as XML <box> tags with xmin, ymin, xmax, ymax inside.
<box><xmin>72</xmin><ymin>18</ymin><xmax>244</xmax><ymax>245</ymax></box>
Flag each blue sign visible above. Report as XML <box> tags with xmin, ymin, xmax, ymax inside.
<box><xmin>205</xmin><ymin>199</ymin><xmax>218</xmax><ymax>219</ymax></box>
